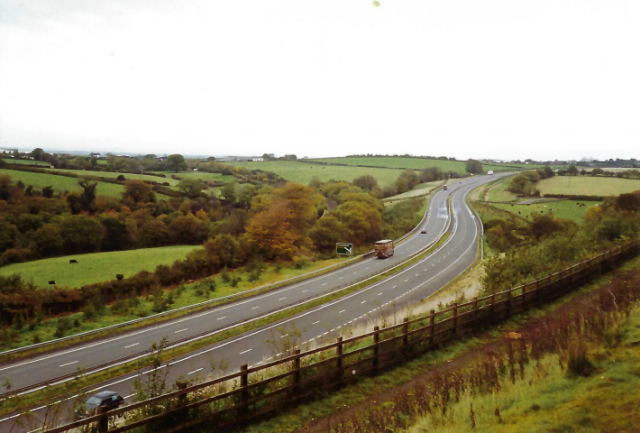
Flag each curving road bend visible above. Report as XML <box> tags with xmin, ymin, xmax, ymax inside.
<box><xmin>0</xmin><ymin>173</ymin><xmax>508</xmax><ymax>431</ymax></box>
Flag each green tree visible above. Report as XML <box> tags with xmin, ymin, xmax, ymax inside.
<box><xmin>100</xmin><ymin>217</ymin><xmax>130</xmax><ymax>251</ymax></box>
<box><xmin>221</xmin><ymin>183</ymin><xmax>237</xmax><ymax>203</ymax></box>
<box><xmin>465</xmin><ymin>159</ymin><xmax>484</xmax><ymax>174</ymax></box>
<box><xmin>177</xmin><ymin>178</ymin><xmax>203</xmax><ymax>199</ymax></box>
<box><xmin>169</xmin><ymin>214</ymin><xmax>208</xmax><ymax>244</ymax></box>
<box><xmin>566</xmin><ymin>165</ymin><xmax>579</xmax><ymax>176</ymax></box>
<box><xmin>139</xmin><ymin>219</ymin><xmax>170</xmax><ymax>247</ymax></box>
<box><xmin>78</xmin><ymin>178</ymin><xmax>98</xmax><ymax>212</ymax></box>
<box><xmin>30</xmin><ymin>148</ymin><xmax>45</xmax><ymax>161</ymax></box>
<box><xmin>394</xmin><ymin>170</ymin><xmax>420</xmax><ymax>194</ymax></box>
<box><xmin>309</xmin><ymin>214</ymin><xmax>349</xmax><ymax>251</ymax></box>
<box><xmin>58</xmin><ymin>215</ymin><xmax>104</xmax><ymax>253</ymax></box>
<box><xmin>165</xmin><ymin>154</ymin><xmax>187</xmax><ymax>172</ymax></box>
<box><xmin>123</xmin><ymin>180</ymin><xmax>156</xmax><ymax>204</ymax></box>
<box><xmin>0</xmin><ymin>218</ymin><xmax>19</xmax><ymax>251</ymax></box>
<box><xmin>352</xmin><ymin>175</ymin><xmax>379</xmax><ymax>192</ymax></box>
<box><xmin>33</xmin><ymin>223</ymin><xmax>63</xmax><ymax>256</ymax></box>
<box><xmin>204</xmin><ymin>233</ymin><xmax>241</xmax><ymax>267</ymax></box>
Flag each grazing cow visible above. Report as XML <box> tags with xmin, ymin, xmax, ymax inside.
<box><xmin>69</xmin><ymin>259</ymin><xmax>78</xmax><ymax>264</ymax></box>
<box><xmin>48</xmin><ymin>281</ymin><xmax>56</xmax><ymax>285</ymax></box>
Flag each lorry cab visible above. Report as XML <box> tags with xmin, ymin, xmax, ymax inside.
<box><xmin>443</xmin><ymin>185</ymin><xmax>448</xmax><ymax>191</ymax></box>
<box><xmin>374</xmin><ymin>240</ymin><xmax>394</xmax><ymax>259</ymax></box>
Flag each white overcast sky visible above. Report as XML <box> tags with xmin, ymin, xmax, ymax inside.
<box><xmin>0</xmin><ymin>0</ymin><xmax>638</xmax><ymax>160</ymax></box>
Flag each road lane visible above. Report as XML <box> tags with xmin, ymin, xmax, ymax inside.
<box><xmin>0</xmin><ymin>177</ymin><xmax>484</xmax><ymax>392</ymax></box>
<box><xmin>0</xmin><ymin>173</ymin><xmax>507</xmax><ymax>432</ymax></box>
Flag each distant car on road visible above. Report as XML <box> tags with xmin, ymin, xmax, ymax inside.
<box><xmin>421</xmin><ymin>229</ymin><xmax>427</xmax><ymax>234</ymax></box>
<box><xmin>75</xmin><ymin>391</ymin><xmax>123</xmax><ymax>419</ymax></box>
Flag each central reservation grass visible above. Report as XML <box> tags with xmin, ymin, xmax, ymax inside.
<box><xmin>0</xmin><ymin>245</ymin><xmax>200</xmax><ymax>289</ymax></box>
<box><xmin>538</xmin><ymin>176</ymin><xmax>640</xmax><ymax>196</ymax></box>
<box><xmin>0</xmin><ymin>168</ymin><xmax>126</xmax><ymax>198</ymax></box>
<box><xmin>222</xmin><ymin>160</ymin><xmax>405</xmax><ymax>187</ymax></box>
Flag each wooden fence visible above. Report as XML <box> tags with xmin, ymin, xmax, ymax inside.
<box><xmin>44</xmin><ymin>239</ymin><xmax>640</xmax><ymax>433</ymax></box>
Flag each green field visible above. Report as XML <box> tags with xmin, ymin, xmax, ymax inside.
<box><xmin>2</xmin><ymin>158</ymin><xmax>51</xmax><ymax>167</ymax></box>
<box><xmin>486</xmin><ymin>177</ymin><xmax>518</xmax><ymax>202</ymax></box>
<box><xmin>538</xmin><ymin>176</ymin><xmax>640</xmax><ymax>196</ymax></box>
<box><xmin>310</xmin><ymin>157</ymin><xmax>523</xmax><ymax>173</ymax></box>
<box><xmin>223</xmin><ymin>161</ymin><xmax>405</xmax><ymax>187</ymax></box>
<box><xmin>0</xmin><ymin>168</ymin><xmax>125</xmax><ymax>198</ymax></box>
<box><xmin>55</xmin><ymin>169</ymin><xmax>180</xmax><ymax>186</ymax></box>
<box><xmin>156</xmin><ymin>171</ymin><xmax>236</xmax><ymax>185</ymax></box>
<box><xmin>490</xmin><ymin>200</ymin><xmax>598</xmax><ymax>223</ymax></box>
<box><xmin>0</xmin><ymin>246</ymin><xmax>200</xmax><ymax>288</ymax></box>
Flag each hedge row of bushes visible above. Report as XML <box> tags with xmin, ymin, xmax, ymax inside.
<box><xmin>543</xmin><ymin>194</ymin><xmax>605</xmax><ymax>201</ymax></box>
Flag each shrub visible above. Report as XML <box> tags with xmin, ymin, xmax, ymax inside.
<box><xmin>221</xmin><ymin>268</ymin><xmax>230</xmax><ymax>283</ymax></box>
<box><xmin>54</xmin><ymin>317</ymin><xmax>72</xmax><ymax>338</ymax></box>
<box><xmin>293</xmin><ymin>255</ymin><xmax>310</xmax><ymax>269</ymax></box>
<box><xmin>567</xmin><ymin>340</ymin><xmax>593</xmax><ymax>377</ymax></box>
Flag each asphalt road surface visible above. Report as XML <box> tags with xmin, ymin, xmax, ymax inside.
<box><xmin>0</xmin><ymin>173</ymin><xmax>508</xmax><ymax>432</ymax></box>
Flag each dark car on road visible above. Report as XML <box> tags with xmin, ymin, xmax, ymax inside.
<box><xmin>75</xmin><ymin>391</ymin><xmax>124</xmax><ymax>419</ymax></box>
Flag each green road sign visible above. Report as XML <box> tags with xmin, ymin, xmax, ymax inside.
<box><xmin>336</xmin><ymin>242</ymin><xmax>353</xmax><ymax>255</ymax></box>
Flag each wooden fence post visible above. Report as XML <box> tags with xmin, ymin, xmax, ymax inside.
<box><xmin>292</xmin><ymin>348</ymin><xmax>301</xmax><ymax>397</ymax></box>
<box><xmin>336</xmin><ymin>337</ymin><xmax>343</xmax><ymax>385</ymax></box>
<box><xmin>506</xmin><ymin>290</ymin><xmax>511</xmax><ymax>318</ymax></box>
<box><xmin>491</xmin><ymin>293</ymin><xmax>496</xmax><ymax>321</ymax></box>
<box><xmin>402</xmin><ymin>317</ymin><xmax>409</xmax><ymax>352</ymax></box>
<box><xmin>429</xmin><ymin>309</ymin><xmax>435</xmax><ymax>346</ymax></box>
<box><xmin>240</xmin><ymin>363</ymin><xmax>249</xmax><ymax>413</ymax></box>
<box><xmin>453</xmin><ymin>302</ymin><xmax>459</xmax><ymax>335</ymax></box>
<box><xmin>473</xmin><ymin>297</ymin><xmax>479</xmax><ymax>325</ymax></box>
<box><xmin>373</xmin><ymin>326</ymin><xmax>380</xmax><ymax>376</ymax></box>
<box><xmin>97</xmin><ymin>404</ymin><xmax>109</xmax><ymax>433</ymax></box>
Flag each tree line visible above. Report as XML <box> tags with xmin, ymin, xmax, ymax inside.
<box><xmin>0</xmin><ymin>168</ymin><xmax>428</xmax><ymax>328</ymax></box>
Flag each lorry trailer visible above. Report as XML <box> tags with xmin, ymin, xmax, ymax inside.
<box><xmin>374</xmin><ymin>239</ymin><xmax>394</xmax><ymax>259</ymax></box>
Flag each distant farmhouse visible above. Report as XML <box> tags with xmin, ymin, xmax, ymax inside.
<box><xmin>155</xmin><ymin>156</ymin><xmax>168</xmax><ymax>161</ymax></box>
<box><xmin>218</xmin><ymin>156</ymin><xmax>264</xmax><ymax>162</ymax></box>
<box><xmin>90</xmin><ymin>152</ymin><xmax>101</xmax><ymax>158</ymax></box>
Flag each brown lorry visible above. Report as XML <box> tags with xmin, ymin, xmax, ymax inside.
<box><xmin>374</xmin><ymin>240</ymin><xmax>394</xmax><ymax>259</ymax></box>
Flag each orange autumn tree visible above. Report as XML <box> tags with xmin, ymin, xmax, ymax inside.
<box><xmin>246</xmin><ymin>183</ymin><xmax>325</xmax><ymax>259</ymax></box>
<box><xmin>245</xmin><ymin>201</ymin><xmax>299</xmax><ymax>259</ymax></box>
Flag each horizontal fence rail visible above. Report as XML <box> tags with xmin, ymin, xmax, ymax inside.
<box><xmin>30</xmin><ymin>238</ymin><xmax>640</xmax><ymax>433</ymax></box>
